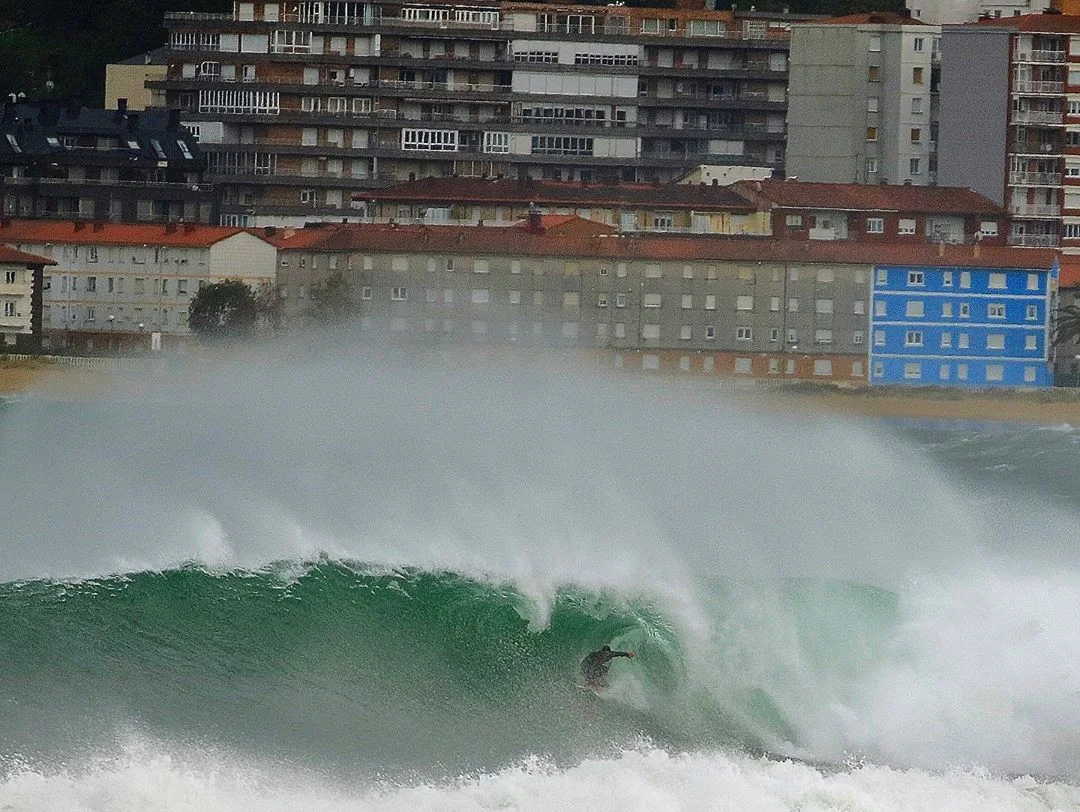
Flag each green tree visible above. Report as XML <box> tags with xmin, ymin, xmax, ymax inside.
<box><xmin>1053</xmin><ymin>302</ymin><xmax>1080</xmax><ymax>352</ymax></box>
<box><xmin>308</xmin><ymin>271</ymin><xmax>360</xmax><ymax>326</ymax></box>
<box><xmin>188</xmin><ymin>279</ymin><xmax>261</xmax><ymax>342</ymax></box>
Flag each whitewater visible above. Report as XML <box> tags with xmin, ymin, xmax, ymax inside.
<box><xmin>1</xmin><ymin>346</ymin><xmax>1078</xmax><ymax>811</ymax></box>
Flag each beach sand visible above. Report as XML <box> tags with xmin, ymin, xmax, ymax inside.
<box><xmin>1</xmin><ymin>359</ymin><xmax>1077</xmax><ymax>425</ymax></box>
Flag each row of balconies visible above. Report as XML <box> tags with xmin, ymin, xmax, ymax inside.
<box><xmin>1012</xmin><ymin>79</ymin><xmax>1065</xmax><ymax>95</ymax></box>
<box><xmin>1015</xmin><ymin>49</ymin><xmax>1067</xmax><ymax>64</ymax></box>
<box><xmin>0</xmin><ymin>177</ymin><xmax>213</xmax><ymax>191</ymax></box>
<box><xmin>1009</xmin><ymin>171</ymin><xmax>1063</xmax><ymax>186</ymax></box>
<box><xmin>1011</xmin><ymin>109</ymin><xmax>1064</xmax><ymax>126</ymax></box>
<box><xmin>1008</xmin><ymin>233</ymin><xmax>1060</xmax><ymax>247</ymax></box>
<box><xmin>1010</xmin><ymin>203</ymin><xmax>1062</xmax><ymax>217</ymax></box>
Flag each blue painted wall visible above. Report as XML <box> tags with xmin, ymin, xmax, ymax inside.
<box><xmin>868</xmin><ymin>264</ymin><xmax>1052</xmax><ymax>388</ymax></box>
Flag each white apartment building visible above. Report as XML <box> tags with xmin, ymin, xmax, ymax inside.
<box><xmin>0</xmin><ymin>220</ymin><xmax>278</xmax><ymax>352</ymax></box>
<box><xmin>0</xmin><ymin>245</ymin><xmax>54</xmax><ymax>349</ymax></box>
<box><xmin>907</xmin><ymin>0</ymin><xmax>1051</xmax><ymax>24</ymax></box>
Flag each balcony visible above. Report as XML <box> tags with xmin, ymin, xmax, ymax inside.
<box><xmin>1009</xmin><ymin>171</ymin><xmax>1062</xmax><ymax>186</ymax></box>
<box><xmin>1010</xmin><ymin>141</ymin><xmax>1062</xmax><ymax>156</ymax></box>
<box><xmin>1016</xmin><ymin>49</ymin><xmax>1066</xmax><ymax>63</ymax></box>
<box><xmin>1012</xmin><ymin>79</ymin><xmax>1064</xmax><ymax>95</ymax></box>
<box><xmin>1012</xmin><ymin>110</ymin><xmax>1064</xmax><ymax>125</ymax></box>
<box><xmin>1010</xmin><ymin>203</ymin><xmax>1061</xmax><ymax>217</ymax></box>
<box><xmin>1008</xmin><ymin>232</ymin><xmax>1060</xmax><ymax>247</ymax></box>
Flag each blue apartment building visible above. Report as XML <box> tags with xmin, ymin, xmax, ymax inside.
<box><xmin>869</xmin><ymin>262</ymin><xmax>1054</xmax><ymax>388</ymax></box>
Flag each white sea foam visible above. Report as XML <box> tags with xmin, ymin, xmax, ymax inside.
<box><xmin>2</xmin><ymin>745</ymin><xmax>1076</xmax><ymax>812</ymax></box>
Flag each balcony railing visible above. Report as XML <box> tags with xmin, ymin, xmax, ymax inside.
<box><xmin>1010</xmin><ymin>171</ymin><xmax>1062</xmax><ymax>186</ymax></box>
<box><xmin>1010</xmin><ymin>203</ymin><xmax>1061</xmax><ymax>217</ymax></box>
<box><xmin>1016</xmin><ymin>49</ymin><xmax>1066</xmax><ymax>63</ymax></box>
<box><xmin>1</xmin><ymin>176</ymin><xmax>212</xmax><ymax>190</ymax></box>
<box><xmin>1013</xmin><ymin>79</ymin><xmax>1065</xmax><ymax>94</ymax></box>
<box><xmin>1010</xmin><ymin>142</ymin><xmax>1062</xmax><ymax>155</ymax></box>
<box><xmin>1012</xmin><ymin>110</ymin><xmax>1063</xmax><ymax>125</ymax></box>
<box><xmin>1008</xmin><ymin>232</ymin><xmax>1060</xmax><ymax>247</ymax></box>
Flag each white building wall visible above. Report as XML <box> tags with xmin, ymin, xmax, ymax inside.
<box><xmin>0</xmin><ymin>261</ymin><xmax>34</xmax><ymax>342</ymax></box>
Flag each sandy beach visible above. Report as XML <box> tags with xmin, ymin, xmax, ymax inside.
<box><xmin>1</xmin><ymin>357</ymin><xmax>1078</xmax><ymax>425</ymax></box>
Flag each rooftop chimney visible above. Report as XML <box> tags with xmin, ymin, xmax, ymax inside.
<box><xmin>525</xmin><ymin>205</ymin><xmax>543</xmax><ymax>234</ymax></box>
<box><xmin>117</xmin><ymin>98</ymin><xmax>128</xmax><ymax>115</ymax></box>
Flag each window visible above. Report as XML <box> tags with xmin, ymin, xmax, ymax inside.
<box><xmin>1026</xmin><ymin>305</ymin><xmax>1038</xmax><ymax>321</ymax></box>
<box><xmin>681</xmin><ymin>294</ymin><xmax>693</xmax><ymax>309</ymax></box>
<box><xmin>402</xmin><ymin>129</ymin><xmax>458</xmax><ymax>151</ymax></box>
<box><xmin>986</xmin><ymin>364</ymin><xmax>1004</xmax><ymax>382</ymax></box>
<box><xmin>987</xmin><ymin>334</ymin><xmax>1005</xmax><ymax>350</ymax></box>
<box><xmin>1024</xmin><ymin>366</ymin><xmax>1037</xmax><ymax>383</ymax></box>
<box><xmin>904</xmin><ymin>362</ymin><xmax>922</xmax><ymax>380</ymax></box>
<box><xmin>980</xmin><ymin>221</ymin><xmax>999</xmax><ymax>238</ymax></box>
<box><xmin>876</xmin><ymin>268</ymin><xmax>888</xmax><ymax>284</ymax></box>
<box><xmin>942</xmin><ymin>302</ymin><xmax>953</xmax><ymax>317</ymax></box>
<box><xmin>898</xmin><ymin>219</ymin><xmax>916</xmax><ymax>235</ymax></box>
<box><xmin>814</xmin><ymin>359</ymin><xmax>833</xmax><ymax>376</ymax></box>
<box><xmin>943</xmin><ymin>271</ymin><xmax>953</xmax><ymax>287</ymax></box>
<box><xmin>361</xmin><ymin>286</ymin><xmax>372</xmax><ymax>300</ymax></box>
<box><xmin>854</xmin><ymin>330</ymin><xmax>864</xmax><ymax>345</ymax></box>
<box><xmin>866</xmin><ymin>158</ymin><xmax>878</xmax><ymax>175</ymax></box>
<box><xmin>736</xmin><ymin>295</ymin><xmax>753</xmax><ymax>311</ymax></box>
<box><xmin>390</xmin><ymin>287</ymin><xmax>408</xmax><ymax>302</ymax></box>
<box><xmin>988</xmin><ymin>272</ymin><xmax>1007</xmax><ymax>289</ymax></box>
<box><xmin>908</xmin><ymin>270</ymin><xmax>925</xmax><ymax>286</ymax></box>
<box><xmin>959</xmin><ymin>333</ymin><xmax>969</xmax><ymax>349</ymax></box>
<box><xmin>680</xmin><ymin>326</ymin><xmax>692</xmax><ymax>341</ymax></box>
<box><xmin>705</xmin><ymin>325</ymin><xmax>716</xmax><ymax>339</ymax></box>
<box><xmin>787</xmin><ymin>329</ymin><xmax>798</xmax><ymax>345</ymax></box>
<box><xmin>874</xmin><ymin>300</ymin><xmax>886</xmax><ymax>316</ymax></box>
<box><xmin>786</xmin><ymin>214</ymin><xmax>803</xmax><ymax>227</ymax></box>
<box><xmin>988</xmin><ymin>303</ymin><xmax>1006</xmax><ymax>318</ymax></box>
<box><xmin>705</xmin><ymin>295</ymin><xmax>717</xmax><ymax>310</ymax></box>
<box><xmin>786</xmin><ymin>298</ymin><xmax>799</xmax><ymax>313</ymax></box>
<box><xmin>86</xmin><ymin>277</ymin><xmax>97</xmax><ymax>292</ymax></box>
<box><xmin>531</xmin><ymin>136</ymin><xmax>594</xmax><ymax>156</ymax></box>
<box><xmin>814</xmin><ymin>329</ymin><xmax>833</xmax><ymax>344</ymax></box>
<box><xmin>960</xmin><ymin>303</ymin><xmax>970</xmax><ymax>318</ymax></box>
<box><xmin>736</xmin><ymin>326</ymin><xmax>753</xmax><ymax>341</ymax></box>
<box><xmin>483</xmin><ymin>132</ymin><xmax>509</xmax><ymax>154</ymax></box>
<box><xmin>643</xmin><ymin>293</ymin><xmax>662</xmax><ymax>308</ymax></box>
<box><xmin>596</xmin><ymin>293</ymin><xmax>607</xmax><ymax>308</ymax></box>
<box><xmin>913</xmin><ymin>67</ymin><xmax>924</xmax><ymax>84</ymax></box>
<box><xmin>615</xmin><ymin>293</ymin><xmax>627</xmax><ymax>308</ymax></box>
<box><xmin>868</xmin><ymin>97</ymin><xmax>879</xmax><ymax>113</ymax></box>
<box><xmin>1027</xmin><ymin>273</ymin><xmax>1039</xmax><ymax>291</ymax></box>
<box><xmin>912</xmin><ymin>97</ymin><xmax>923</xmax><ymax>115</ymax></box>
<box><xmin>905</xmin><ymin>330</ymin><xmax>924</xmax><ymax>346</ymax></box>
<box><xmin>866</xmin><ymin>126</ymin><xmax>878</xmax><ymax>142</ymax></box>
<box><xmin>642</xmin><ymin>324</ymin><xmax>661</xmax><ymax>340</ymax></box>
<box><xmin>734</xmin><ymin>358</ymin><xmax>752</xmax><ymax>374</ymax></box>
<box><xmin>1025</xmin><ymin>334</ymin><xmax>1037</xmax><ymax>350</ymax></box>
<box><xmin>906</xmin><ymin>301</ymin><xmax>925</xmax><ymax>317</ymax></box>
<box><xmin>472</xmin><ymin>289</ymin><xmax>490</xmax><ymax>304</ymax></box>
<box><xmin>853</xmin><ymin>300</ymin><xmax>865</xmax><ymax>315</ymax></box>
<box><xmin>869</xmin><ymin>34</ymin><xmax>881</xmax><ymax>52</ymax></box>
<box><xmin>874</xmin><ymin>329</ymin><xmax>885</xmax><ymax>346</ymax></box>
<box><xmin>3</xmin><ymin>302</ymin><xmax>14</xmax><ymax>317</ymax></box>
<box><xmin>909</xmin><ymin>158</ymin><xmax>921</xmax><ymax>175</ymax></box>
<box><xmin>644</xmin><ymin>264</ymin><xmax>662</xmax><ymax>278</ymax></box>
<box><xmin>769</xmin><ymin>296</ymin><xmax>781</xmax><ymax>312</ymax></box>
<box><xmin>940</xmin><ymin>333</ymin><xmax>952</xmax><ymax>348</ymax></box>
<box><xmin>960</xmin><ymin>271</ymin><xmax>971</xmax><ymax>289</ymax></box>
<box><xmin>869</xmin><ymin>66</ymin><xmax>880</xmax><ymax>82</ymax></box>
<box><xmin>913</xmin><ymin>37</ymin><xmax>924</xmax><ymax>52</ymax></box>
<box><xmin>815</xmin><ymin>299</ymin><xmax>834</xmax><ymax>314</ymax></box>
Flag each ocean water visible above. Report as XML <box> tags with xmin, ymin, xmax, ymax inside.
<box><xmin>1</xmin><ymin>350</ymin><xmax>1078</xmax><ymax>811</ymax></box>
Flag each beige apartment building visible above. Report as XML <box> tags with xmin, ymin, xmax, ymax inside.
<box><xmin>0</xmin><ymin>245</ymin><xmax>54</xmax><ymax>350</ymax></box>
<box><xmin>157</xmin><ymin>0</ymin><xmax>807</xmax><ymax>227</ymax></box>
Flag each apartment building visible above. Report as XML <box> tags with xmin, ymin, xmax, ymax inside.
<box><xmin>265</xmin><ymin>220</ymin><xmax>1055</xmax><ymax>386</ymax></box>
<box><xmin>906</xmin><ymin>0</ymin><xmax>1051</xmax><ymax>24</ymax></box>
<box><xmin>939</xmin><ymin>12</ymin><xmax>1080</xmax><ymax>249</ymax></box>
<box><xmin>869</xmin><ymin>259</ymin><xmax>1054</xmax><ymax>386</ymax></box>
<box><xmin>786</xmin><ymin>12</ymin><xmax>941</xmax><ymax>186</ymax></box>
<box><xmin>730</xmin><ymin>179</ymin><xmax>1008</xmax><ymax>244</ymax></box>
<box><xmin>105</xmin><ymin>48</ymin><xmax>169</xmax><ymax>111</ymax></box>
<box><xmin>0</xmin><ymin>245</ymin><xmax>54</xmax><ymax>351</ymax></box>
<box><xmin>0</xmin><ymin>101</ymin><xmax>215</xmax><ymax>224</ymax></box>
<box><xmin>157</xmin><ymin>0</ymin><xmax>807</xmax><ymax>227</ymax></box>
<box><xmin>0</xmin><ymin>220</ymin><xmax>278</xmax><ymax>352</ymax></box>
<box><xmin>361</xmin><ymin>177</ymin><xmax>764</xmax><ymax>233</ymax></box>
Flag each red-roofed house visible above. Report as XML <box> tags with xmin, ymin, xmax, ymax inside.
<box><xmin>0</xmin><ymin>219</ymin><xmax>278</xmax><ymax>353</ymax></box>
<box><xmin>730</xmin><ymin>180</ymin><xmax>1008</xmax><ymax>244</ymax></box>
<box><xmin>0</xmin><ymin>244</ymin><xmax>55</xmax><ymax>351</ymax></box>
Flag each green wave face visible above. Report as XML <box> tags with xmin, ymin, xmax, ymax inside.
<box><xmin>0</xmin><ymin>562</ymin><xmax>898</xmax><ymax>779</ymax></box>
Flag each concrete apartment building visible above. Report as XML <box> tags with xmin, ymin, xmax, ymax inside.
<box><xmin>0</xmin><ymin>220</ymin><xmax>278</xmax><ymax>353</ymax></box>
<box><xmin>786</xmin><ymin>12</ymin><xmax>941</xmax><ymax>186</ymax></box>
<box><xmin>906</xmin><ymin>0</ymin><xmax>1051</xmax><ymax>24</ymax></box>
<box><xmin>105</xmin><ymin>48</ymin><xmax>169</xmax><ymax>111</ymax></box>
<box><xmin>0</xmin><ymin>101</ymin><xmax>216</xmax><ymax>224</ymax></box>
<box><xmin>156</xmin><ymin>0</ymin><xmax>809</xmax><ymax>227</ymax></box>
<box><xmin>264</xmin><ymin>220</ymin><xmax>1055</xmax><ymax>387</ymax></box>
<box><xmin>938</xmin><ymin>11</ymin><xmax>1080</xmax><ymax>249</ymax></box>
<box><xmin>0</xmin><ymin>245</ymin><xmax>54</xmax><ymax>351</ymax></box>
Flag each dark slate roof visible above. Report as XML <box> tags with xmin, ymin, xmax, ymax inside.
<box><xmin>116</xmin><ymin>46</ymin><xmax>169</xmax><ymax>66</ymax></box>
<box><xmin>0</xmin><ymin>101</ymin><xmax>202</xmax><ymax>167</ymax></box>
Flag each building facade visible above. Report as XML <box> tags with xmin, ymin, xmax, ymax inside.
<box><xmin>731</xmin><ymin>179</ymin><xmax>1008</xmax><ymax>244</ymax></box>
<box><xmin>906</xmin><ymin>0</ymin><xmax>1051</xmax><ymax>24</ymax></box>
<box><xmin>938</xmin><ymin>12</ymin><xmax>1080</xmax><ymax>249</ymax></box>
<box><xmin>786</xmin><ymin>12</ymin><xmax>940</xmax><ymax>186</ymax></box>
<box><xmin>0</xmin><ymin>101</ymin><xmax>216</xmax><ymax>224</ymax></box>
<box><xmin>0</xmin><ymin>245</ymin><xmax>54</xmax><ymax>351</ymax></box>
<box><xmin>0</xmin><ymin>220</ymin><xmax>278</xmax><ymax>353</ymax></box>
<box><xmin>157</xmin><ymin>0</ymin><xmax>808</xmax><ymax>227</ymax></box>
<box><xmin>105</xmin><ymin>48</ymin><xmax>169</xmax><ymax>111</ymax></box>
<box><xmin>869</xmin><ymin>258</ymin><xmax>1054</xmax><ymax>386</ymax></box>
<box><xmin>265</xmin><ymin>221</ymin><xmax>1055</xmax><ymax>386</ymax></box>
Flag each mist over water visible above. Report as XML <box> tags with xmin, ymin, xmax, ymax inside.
<box><xmin>2</xmin><ymin>342</ymin><xmax>1079</xmax><ymax>808</ymax></box>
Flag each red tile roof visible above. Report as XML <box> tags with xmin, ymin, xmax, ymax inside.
<box><xmin>266</xmin><ymin>222</ymin><xmax>1056</xmax><ymax>270</ymax></box>
<box><xmin>730</xmin><ymin>179</ymin><xmax>1006</xmax><ymax>215</ymax></box>
<box><xmin>0</xmin><ymin>245</ymin><xmax>55</xmax><ymax>266</ymax></box>
<box><xmin>815</xmin><ymin>12</ymin><xmax>931</xmax><ymax>25</ymax></box>
<box><xmin>1059</xmin><ymin>258</ymin><xmax>1080</xmax><ymax>288</ymax></box>
<box><xmin>361</xmin><ymin>178</ymin><xmax>755</xmax><ymax>211</ymax></box>
<box><xmin>969</xmin><ymin>11</ymin><xmax>1080</xmax><ymax>33</ymax></box>
<box><xmin>0</xmin><ymin>220</ymin><xmax>269</xmax><ymax>248</ymax></box>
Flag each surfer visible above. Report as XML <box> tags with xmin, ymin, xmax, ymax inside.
<box><xmin>580</xmin><ymin>645</ymin><xmax>635</xmax><ymax>691</ymax></box>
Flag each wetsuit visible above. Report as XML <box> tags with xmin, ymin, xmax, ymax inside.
<box><xmin>580</xmin><ymin>648</ymin><xmax>632</xmax><ymax>688</ymax></box>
